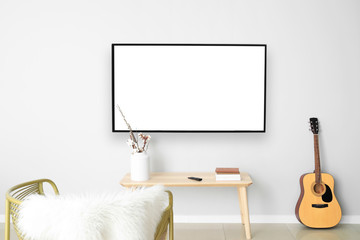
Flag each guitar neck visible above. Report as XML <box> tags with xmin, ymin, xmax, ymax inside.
<box><xmin>314</xmin><ymin>134</ymin><xmax>322</xmax><ymax>184</ymax></box>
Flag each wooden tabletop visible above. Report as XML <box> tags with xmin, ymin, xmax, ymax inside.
<box><xmin>120</xmin><ymin>172</ymin><xmax>253</xmax><ymax>187</ymax></box>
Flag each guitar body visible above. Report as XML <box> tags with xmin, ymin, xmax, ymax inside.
<box><xmin>296</xmin><ymin>173</ymin><xmax>342</xmax><ymax>228</ymax></box>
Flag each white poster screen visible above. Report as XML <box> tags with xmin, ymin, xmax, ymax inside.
<box><xmin>112</xmin><ymin>44</ymin><xmax>266</xmax><ymax>132</ymax></box>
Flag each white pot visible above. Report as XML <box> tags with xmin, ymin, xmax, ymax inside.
<box><xmin>130</xmin><ymin>152</ymin><xmax>150</xmax><ymax>181</ymax></box>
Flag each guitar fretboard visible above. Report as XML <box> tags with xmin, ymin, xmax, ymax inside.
<box><xmin>314</xmin><ymin>134</ymin><xmax>322</xmax><ymax>184</ymax></box>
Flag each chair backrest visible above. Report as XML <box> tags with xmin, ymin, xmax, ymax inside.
<box><xmin>5</xmin><ymin>179</ymin><xmax>59</xmax><ymax>240</ymax></box>
<box><xmin>5</xmin><ymin>180</ymin><xmax>173</xmax><ymax>240</ymax></box>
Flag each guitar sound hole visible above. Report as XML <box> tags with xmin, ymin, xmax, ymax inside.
<box><xmin>314</xmin><ymin>183</ymin><xmax>325</xmax><ymax>194</ymax></box>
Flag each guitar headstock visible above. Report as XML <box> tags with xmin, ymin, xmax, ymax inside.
<box><xmin>309</xmin><ymin>117</ymin><xmax>319</xmax><ymax>134</ymax></box>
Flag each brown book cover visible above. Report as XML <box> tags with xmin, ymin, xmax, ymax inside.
<box><xmin>215</xmin><ymin>168</ymin><xmax>240</xmax><ymax>174</ymax></box>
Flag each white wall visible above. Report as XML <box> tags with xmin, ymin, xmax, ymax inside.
<box><xmin>1</xmin><ymin>0</ymin><xmax>360</xmax><ymax>222</ymax></box>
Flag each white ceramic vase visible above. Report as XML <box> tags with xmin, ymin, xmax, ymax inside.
<box><xmin>130</xmin><ymin>152</ymin><xmax>150</xmax><ymax>181</ymax></box>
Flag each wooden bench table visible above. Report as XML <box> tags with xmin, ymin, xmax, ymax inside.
<box><xmin>120</xmin><ymin>172</ymin><xmax>253</xmax><ymax>239</ymax></box>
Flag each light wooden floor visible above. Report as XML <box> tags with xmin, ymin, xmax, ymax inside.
<box><xmin>1</xmin><ymin>223</ymin><xmax>360</xmax><ymax>240</ymax></box>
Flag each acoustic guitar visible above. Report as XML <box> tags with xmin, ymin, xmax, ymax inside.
<box><xmin>295</xmin><ymin>118</ymin><xmax>342</xmax><ymax>228</ymax></box>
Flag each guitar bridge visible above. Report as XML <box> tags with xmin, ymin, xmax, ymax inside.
<box><xmin>312</xmin><ymin>204</ymin><xmax>328</xmax><ymax>208</ymax></box>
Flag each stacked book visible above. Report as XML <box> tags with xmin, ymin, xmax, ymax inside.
<box><xmin>215</xmin><ymin>168</ymin><xmax>241</xmax><ymax>181</ymax></box>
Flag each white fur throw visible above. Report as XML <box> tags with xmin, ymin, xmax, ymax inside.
<box><xmin>17</xmin><ymin>185</ymin><xmax>168</xmax><ymax>240</ymax></box>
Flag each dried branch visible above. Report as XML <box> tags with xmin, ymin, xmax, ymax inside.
<box><xmin>116</xmin><ymin>104</ymin><xmax>139</xmax><ymax>150</ymax></box>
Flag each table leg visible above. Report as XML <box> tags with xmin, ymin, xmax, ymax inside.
<box><xmin>237</xmin><ymin>187</ymin><xmax>245</xmax><ymax>225</ymax></box>
<box><xmin>237</xmin><ymin>186</ymin><xmax>251</xmax><ymax>239</ymax></box>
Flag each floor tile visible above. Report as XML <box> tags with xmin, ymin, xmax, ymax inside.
<box><xmin>349</xmin><ymin>224</ymin><xmax>360</xmax><ymax>234</ymax></box>
<box><xmin>224</xmin><ymin>223</ymin><xmax>295</xmax><ymax>240</ymax></box>
<box><xmin>286</xmin><ymin>223</ymin><xmax>360</xmax><ymax>240</ymax></box>
<box><xmin>222</xmin><ymin>223</ymin><xmax>246</xmax><ymax>240</ymax></box>
<box><xmin>174</xmin><ymin>223</ymin><xmax>225</xmax><ymax>240</ymax></box>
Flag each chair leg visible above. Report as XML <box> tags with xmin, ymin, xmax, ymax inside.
<box><xmin>169</xmin><ymin>209</ymin><xmax>174</xmax><ymax>240</ymax></box>
<box><xmin>5</xmin><ymin>199</ymin><xmax>10</xmax><ymax>240</ymax></box>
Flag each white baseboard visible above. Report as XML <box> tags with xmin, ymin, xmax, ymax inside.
<box><xmin>2</xmin><ymin>214</ymin><xmax>360</xmax><ymax>224</ymax></box>
<box><xmin>174</xmin><ymin>215</ymin><xmax>297</xmax><ymax>223</ymax></box>
<box><xmin>174</xmin><ymin>215</ymin><xmax>360</xmax><ymax>224</ymax></box>
<box><xmin>340</xmin><ymin>215</ymin><xmax>360</xmax><ymax>224</ymax></box>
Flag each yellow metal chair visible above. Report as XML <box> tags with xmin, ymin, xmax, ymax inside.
<box><xmin>5</xmin><ymin>179</ymin><xmax>174</xmax><ymax>240</ymax></box>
